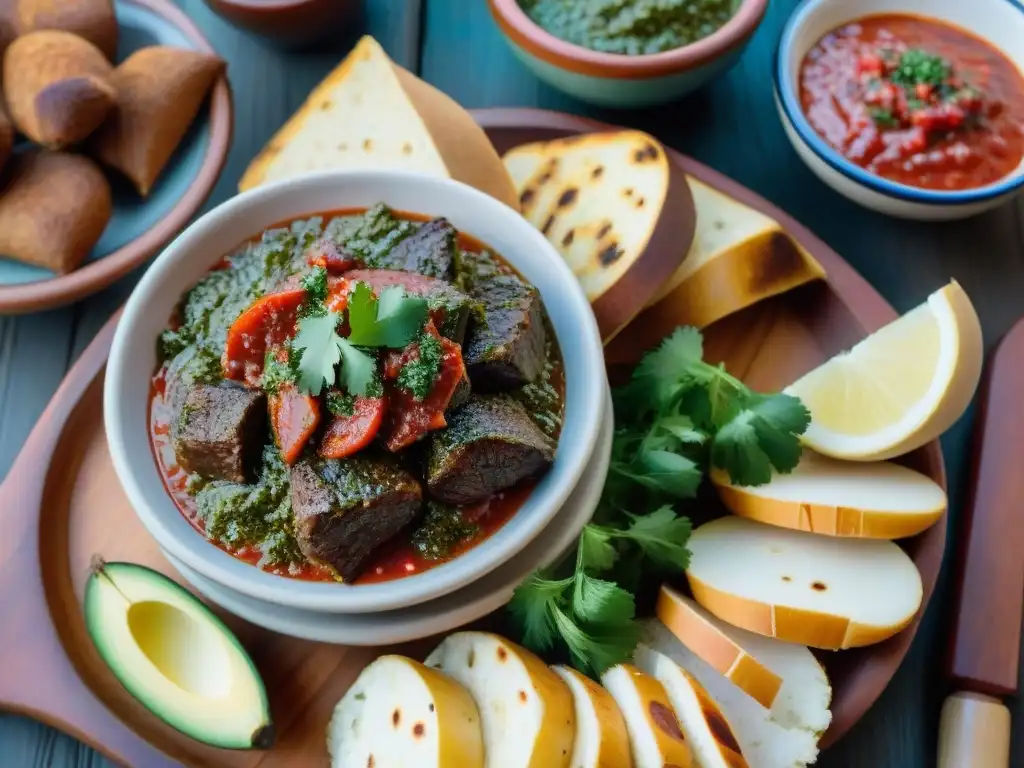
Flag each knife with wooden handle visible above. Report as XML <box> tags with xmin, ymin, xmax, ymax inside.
<box><xmin>938</xmin><ymin>318</ymin><xmax>1024</xmax><ymax>768</ymax></box>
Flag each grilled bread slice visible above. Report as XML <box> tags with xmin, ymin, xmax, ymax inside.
<box><xmin>424</xmin><ymin>632</ymin><xmax>574</xmax><ymax>768</ymax></box>
<box><xmin>633</xmin><ymin>645</ymin><xmax>749</xmax><ymax>768</ymax></box>
<box><xmin>601</xmin><ymin>664</ymin><xmax>694</xmax><ymax>768</ymax></box>
<box><xmin>551</xmin><ymin>665</ymin><xmax>633</xmax><ymax>768</ymax></box>
<box><xmin>711</xmin><ymin>451</ymin><xmax>947</xmax><ymax>539</ymax></box>
<box><xmin>239</xmin><ymin>36</ymin><xmax>517</xmax><ymax>209</ymax></box>
<box><xmin>642</xmin><ymin>619</ymin><xmax>831</xmax><ymax>768</ymax></box>
<box><xmin>502</xmin><ymin>131</ymin><xmax>695</xmax><ymax>341</ymax></box>
<box><xmin>605</xmin><ymin>176</ymin><xmax>826</xmax><ymax>363</ymax></box>
<box><xmin>686</xmin><ymin>516</ymin><xmax>923</xmax><ymax>649</ymax></box>
<box><xmin>327</xmin><ymin>654</ymin><xmax>484</xmax><ymax>768</ymax></box>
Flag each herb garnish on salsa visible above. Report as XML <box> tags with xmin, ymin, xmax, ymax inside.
<box><xmin>799</xmin><ymin>15</ymin><xmax>1024</xmax><ymax>190</ymax></box>
<box><xmin>518</xmin><ymin>0</ymin><xmax>736</xmax><ymax>56</ymax></box>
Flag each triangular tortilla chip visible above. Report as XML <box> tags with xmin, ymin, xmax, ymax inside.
<box><xmin>239</xmin><ymin>36</ymin><xmax>518</xmax><ymax>210</ymax></box>
<box><xmin>91</xmin><ymin>46</ymin><xmax>224</xmax><ymax>196</ymax></box>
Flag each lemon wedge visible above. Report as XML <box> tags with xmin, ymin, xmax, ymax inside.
<box><xmin>784</xmin><ymin>280</ymin><xmax>982</xmax><ymax>460</ymax></box>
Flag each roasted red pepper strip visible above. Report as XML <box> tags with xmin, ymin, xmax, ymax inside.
<box><xmin>381</xmin><ymin>321</ymin><xmax>466</xmax><ymax>452</ymax></box>
<box><xmin>269</xmin><ymin>384</ymin><xmax>322</xmax><ymax>465</ymax></box>
<box><xmin>319</xmin><ymin>395</ymin><xmax>387</xmax><ymax>459</ymax></box>
<box><xmin>222</xmin><ymin>288</ymin><xmax>306</xmax><ymax>386</ymax></box>
<box><xmin>305</xmin><ymin>238</ymin><xmax>358</xmax><ymax>273</ymax></box>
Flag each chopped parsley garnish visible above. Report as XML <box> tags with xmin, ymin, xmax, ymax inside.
<box><xmin>869</xmin><ymin>106</ymin><xmax>899</xmax><ymax>129</ymax></box>
<box><xmin>890</xmin><ymin>48</ymin><xmax>950</xmax><ymax>89</ymax></box>
<box><xmin>508</xmin><ymin>326</ymin><xmax>810</xmax><ymax>676</ymax></box>
<box><xmin>326</xmin><ymin>391</ymin><xmax>356</xmax><ymax>417</ymax></box>
<box><xmin>260</xmin><ymin>351</ymin><xmax>295</xmax><ymax>394</ymax></box>
<box><xmin>301</xmin><ymin>265</ymin><xmax>328</xmax><ymax>303</ymax></box>
<box><xmin>397</xmin><ymin>332</ymin><xmax>443</xmax><ymax>401</ymax></box>
<box><xmin>291</xmin><ymin>283</ymin><xmax>428</xmax><ymax>397</ymax></box>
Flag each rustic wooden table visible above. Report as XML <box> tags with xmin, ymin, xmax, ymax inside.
<box><xmin>1</xmin><ymin>0</ymin><xmax>1022</xmax><ymax>765</ymax></box>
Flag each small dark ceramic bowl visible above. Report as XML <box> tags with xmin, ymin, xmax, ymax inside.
<box><xmin>488</xmin><ymin>0</ymin><xmax>768</xmax><ymax>107</ymax></box>
<box><xmin>203</xmin><ymin>0</ymin><xmax>360</xmax><ymax>49</ymax></box>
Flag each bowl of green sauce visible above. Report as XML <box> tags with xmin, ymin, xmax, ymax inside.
<box><xmin>489</xmin><ymin>0</ymin><xmax>768</xmax><ymax>107</ymax></box>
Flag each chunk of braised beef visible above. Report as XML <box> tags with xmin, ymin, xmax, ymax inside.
<box><xmin>426</xmin><ymin>395</ymin><xmax>555</xmax><ymax>505</ymax></box>
<box><xmin>290</xmin><ymin>456</ymin><xmax>423</xmax><ymax>581</ymax></box>
<box><xmin>172</xmin><ymin>383</ymin><xmax>267</xmax><ymax>483</ymax></box>
<box><xmin>376</xmin><ymin>218</ymin><xmax>457</xmax><ymax>281</ymax></box>
<box><xmin>463</xmin><ymin>274</ymin><xmax>546</xmax><ymax>391</ymax></box>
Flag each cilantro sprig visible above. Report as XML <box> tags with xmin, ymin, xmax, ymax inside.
<box><xmin>289</xmin><ymin>281</ymin><xmax>428</xmax><ymax>397</ymax></box>
<box><xmin>508</xmin><ymin>326</ymin><xmax>810</xmax><ymax>677</ymax></box>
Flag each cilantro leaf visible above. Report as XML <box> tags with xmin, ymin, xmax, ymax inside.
<box><xmin>336</xmin><ymin>338</ymin><xmax>379</xmax><ymax>397</ymax></box>
<box><xmin>657</xmin><ymin>414</ymin><xmax>707</xmax><ymax>445</ymax></box>
<box><xmin>633</xmin><ymin>326</ymin><xmax>703</xmax><ymax>407</ymax></box>
<box><xmin>711</xmin><ymin>393</ymin><xmax>809</xmax><ymax>486</ymax></box>
<box><xmin>621</xmin><ymin>507</ymin><xmax>692</xmax><ymax>570</ymax></box>
<box><xmin>508</xmin><ymin>572</ymin><xmax>571</xmax><ymax>652</ymax></box>
<box><xmin>347</xmin><ymin>282</ymin><xmax>429</xmax><ymax>348</ymax></box>
<box><xmin>579</xmin><ymin>525</ymin><xmax>618</xmax><ymax>571</ymax></box>
<box><xmin>631</xmin><ymin>449</ymin><xmax>702</xmax><ymax>498</ymax></box>
<box><xmin>291</xmin><ymin>312</ymin><xmax>342</xmax><ymax>395</ymax></box>
<box><xmin>551</xmin><ymin>604</ymin><xmax>639</xmax><ymax>676</ymax></box>
<box><xmin>572</xmin><ymin>573</ymin><xmax>635</xmax><ymax>625</ymax></box>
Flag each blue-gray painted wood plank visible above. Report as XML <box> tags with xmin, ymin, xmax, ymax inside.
<box><xmin>0</xmin><ymin>0</ymin><xmax>421</xmax><ymax>764</ymax></box>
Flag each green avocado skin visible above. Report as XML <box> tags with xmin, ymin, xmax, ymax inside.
<box><xmin>84</xmin><ymin>561</ymin><xmax>274</xmax><ymax>750</ymax></box>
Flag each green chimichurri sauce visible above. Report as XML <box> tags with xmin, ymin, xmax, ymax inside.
<box><xmin>518</xmin><ymin>0</ymin><xmax>738</xmax><ymax>56</ymax></box>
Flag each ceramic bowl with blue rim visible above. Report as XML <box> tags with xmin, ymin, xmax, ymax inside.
<box><xmin>774</xmin><ymin>0</ymin><xmax>1024</xmax><ymax>221</ymax></box>
<box><xmin>0</xmin><ymin>0</ymin><xmax>231</xmax><ymax>313</ymax></box>
<box><xmin>488</xmin><ymin>0</ymin><xmax>768</xmax><ymax>109</ymax></box>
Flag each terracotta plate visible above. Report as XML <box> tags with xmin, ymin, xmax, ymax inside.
<box><xmin>0</xmin><ymin>0</ymin><xmax>233</xmax><ymax>314</ymax></box>
<box><xmin>0</xmin><ymin>109</ymin><xmax>945</xmax><ymax>766</ymax></box>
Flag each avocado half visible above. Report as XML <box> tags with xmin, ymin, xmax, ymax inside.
<box><xmin>84</xmin><ymin>560</ymin><xmax>274</xmax><ymax>750</ymax></box>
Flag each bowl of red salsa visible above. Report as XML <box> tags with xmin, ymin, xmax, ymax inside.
<box><xmin>774</xmin><ymin>0</ymin><xmax>1024</xmax><ymax>219</ymax></box>
<box><xmin>104</xmin><ymin>169</ymin><xmax>607</xmax><ymax>614</ymax></box>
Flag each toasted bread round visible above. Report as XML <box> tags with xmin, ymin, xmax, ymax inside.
<box><xmin>327</xmin><ymin>654</ymin><xmax>484</xmax><ymax>768</ymax></box>
<box><xmin>642</xmin><ymin>619</ymin><xmax>831</xmax><ymax>768</ymax></box>
<box><xmin>600</xmin><ymin>664</ymin><xmax>693</xmax><ymax>768</ymax></box>
<box><xmin>16</xmin><ymin>0</ymin><xmax>118</xmax><ymax>60</ymax></box>
<box><xmin>686</xmin><ymin>516</ymin><xmax>923</xmax><ymax>649</ymax></box>
<box><xmin>424</xmin><ymin>632</ymin><xmax>574</xmax><ymax>768</ymax></box>
<box><xmin>655</xmin><ymin>586</ymin><xmax>782</xmax><ymax>709</ymax></box>
<box><xmin>2</xmin><ymin>30</ymin><xmax>115</xmax><ymax>148</ymax></box>
<box><xmin>711</xmin><ymin>452</ymin><xmax>946</xmax><ymax>539</ymax></box>
<box><xmin>633</xmin><ymin>645</ymin><xmax>748</xmax><ymax>768</ymax></box>
<box><xmin>239</xmin><ymin>36</ymin><xmax>518</xmax><ymax>210</ymax></box>
<box><xmin>502</xmin><ymin>131</ymin><xmax>695</xmax><ymax>342</ymax></box>
<box><xmin>551</xmin><ymin>665</ymin><xmax>633</xmax><ymax>768</ymax></box>
<box><xmin>0</xmin><ymin>150</ymin><xmax>111</xmax><ymax>273</ymax></box>
<box><xmin>91</xmin><ymin>46</ymin><xmax>224</xmax><ymax>196</ymax></box>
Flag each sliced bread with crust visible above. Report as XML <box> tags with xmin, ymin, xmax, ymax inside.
<box><xmin>551</xmin><ymin>665</ymin><xmax>633</xmax><ymax>768</ymax></box>
<box><xmin>642</xmin><ymin>618</ymin><xmax>831</xmax><ymax>768</ymax></box>
<box><xmin>502</xmin><ymin>132</ymin><xmax>695</xmax><ymax>342</ymax></box>
<box><xmin>710</xmin><ymin>452</ymin><xmax>947</xmax><ymax>539</ymax></box>
<box><xmin>601</xmin><ymin>663</ymin><xmax>694</xmax><ymax>768</ymax></box>
<box><xmin>424</xmin><ymin>632</ymin><xmax>574</xmax><ymax>768</ymax></box>
<box><xmin>239</xmin><ymin>36</ymin><xmax>517</xmax><ymax>209</ymax></box>
<box><xmin>686</xmin><ymin>516</ymin><xmax>923</xmax><ymax>649</ymax></box>
<box><xmin>633</xmin><ymin>644</ymin><xmax>749</xmax><ymax>768</ymax></box>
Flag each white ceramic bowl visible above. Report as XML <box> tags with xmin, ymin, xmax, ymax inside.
<box><xmin>774</xmin><ymin>0</ymin><xmax>1024</xmax><ymax>220</ymax></box>
<box><xmin>164</xmin><ymin>386</ymin><xmax>612</xmax><ymax>645</ymax></box>
<box><xmin>105</xmin><ymin>170</ymin><xmax>606</xmax><ymax>614</ymax></box>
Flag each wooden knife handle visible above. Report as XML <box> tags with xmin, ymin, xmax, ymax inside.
<box><xmin>937</xmin><ymin>692</ymin><xmax>1010</xmax><ymax>768</ymax></box>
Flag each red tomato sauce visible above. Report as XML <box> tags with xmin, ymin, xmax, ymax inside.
<box><xmin>799</xmin><ymin>14</ymin><xmax>1024</xmax><ymax>190</ymax></box>
<box><xmin>148</xmin><ymin>210</ymin><xmax>565</xmax><ymax>584</ymax></box>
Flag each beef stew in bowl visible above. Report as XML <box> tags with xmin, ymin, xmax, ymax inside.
<box><xmin>151</xmin><ymin>205</ymin><xmax>566</xmax><ymax>585</ymax></box>
<box><xmin>106</xmin><ymin>170</ymin><xmax>604</xmax><ymax>614</ymax></box>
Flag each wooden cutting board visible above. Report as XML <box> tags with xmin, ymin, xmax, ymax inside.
<box><xmin>0</xmin><ymin>109</ymin><xmax>946</xmax><ymax>767</ymax></box>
